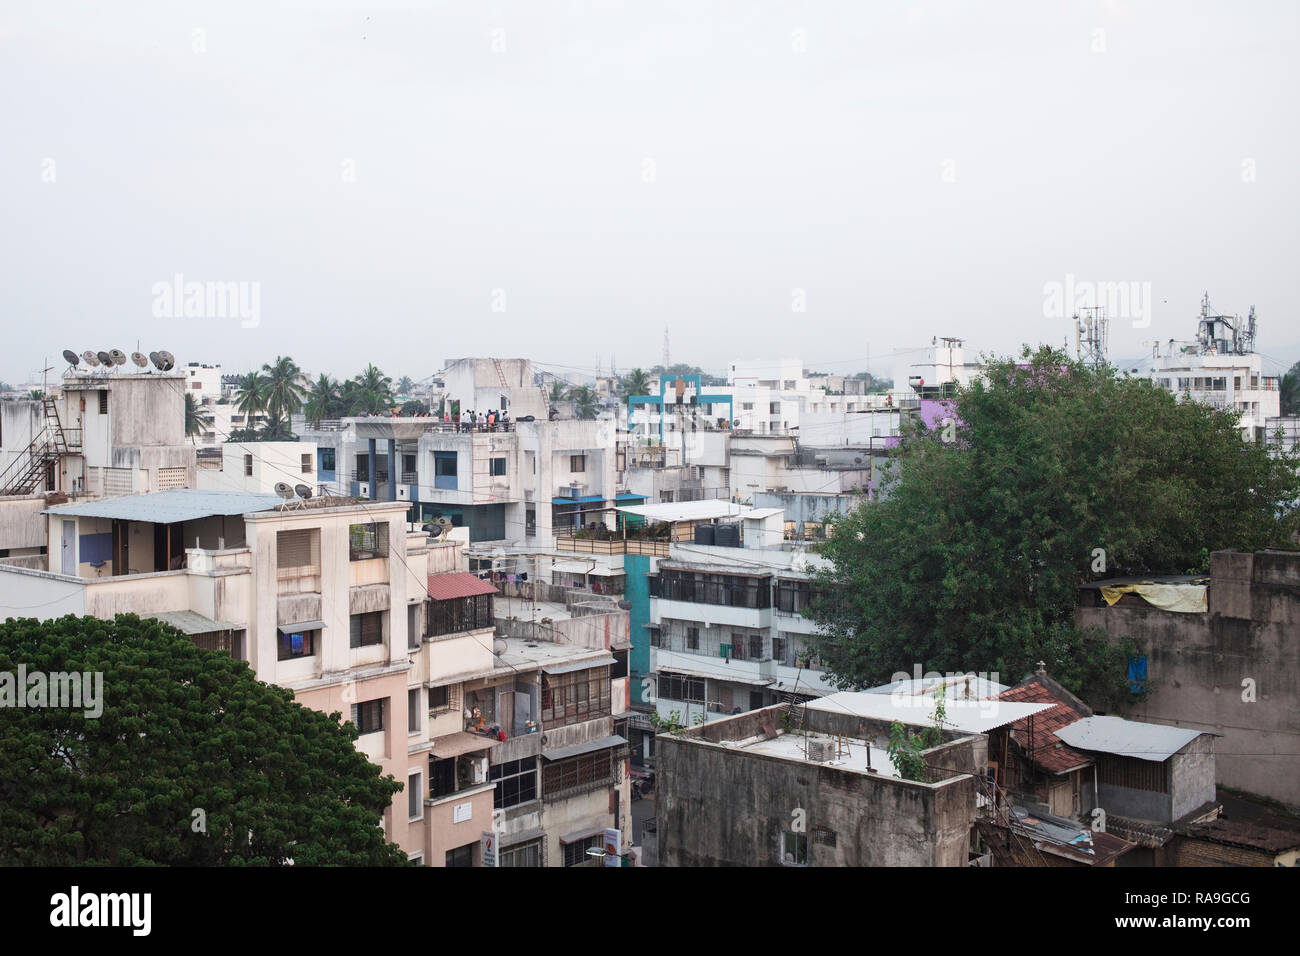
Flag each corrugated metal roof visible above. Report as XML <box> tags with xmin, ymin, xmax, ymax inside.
<box><xmin>147</xmin><ymin>610</ymin><xmax>237</xmax><ymax>635</ymax></box>
<box><xmin>427</xmin><ymin>571</ymin><xmax>498</xmax><ymax>601</ymax></box>
<box><xmin>543</xmin><ymin>734</ymin><xmax>627</xmax><ymax>762</ymax></box>
<box><xmin>46</xmin><ymin>489</ymin><xmax>282</xmax><ymax>523</ymax></box>
<box><xmin>615</xmin><ymin>500</ymin><xmax>750</xmax><ymax>523</ymax></box>
<box><xmin>997</xmin><ymin>679</ymin><xmax>1093</xmax><ymax>775</ymax></box>
<box><xmin>542</xmin><ymin>655</ymin><xmax>617</xmax><ymax>675</ymax></box>
<box><xmin>1055</xmin><ymin>716</ymin><xmax>1204</xmax><ymax>762</ymax></box>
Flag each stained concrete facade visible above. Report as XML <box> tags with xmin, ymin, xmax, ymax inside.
<box><xmin>1078</xmin><ymin>549</ymin><xmax>1300</xmax><ymax>806</ymax></box>
<box><xmin>658</xmin><ymin>704</ymin><xmax>981</xmax><ymax>867</ymax></box>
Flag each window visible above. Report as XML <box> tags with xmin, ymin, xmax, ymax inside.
<box><xmin>408</xmin><ymin>604</ymin><xmax>420</xmax><ymax>649</ymax></box>
<box><xmin>742</xmin><ymin>402</ymin><xmax>754</xmax><ymax>411</ymax></box>
<box><xmin>611</xmin><ymin>649</ymin><xmax>628</xmax><ymax>680</ymax></box>
<box><xmin>749</xmin><ymin>635</ymin><xmax>764</xmax><ymax>660</ymax></box>
<box><xmin>490</xmin><ymin>457</ymin><xmax>506</xmax><ymax>476</ymax></box>
<box><xmin>657</xmin><ymin>672</ymin><xmax>705</xmax><ymax>703</ymax></box>
<box><xmin>301</xmin><ymin>453</ymin><xmax>312</xmax><ymax>474</ymax></box>
<box><xmin>434</xmin><ymin>453</ymin><xmax>457</xmax><ymax>477</ymax></box>
<box><xmin>244</xmin><ymin>454</ymin><xmax>253</xmax><ymax>477</ymax></box>
<box><xmin>408</xmin><ymin>771</ymin><xmax>423</xmax><ymax>820</ymax></box>
<box><xmin>772</xmin><ymin>636</ymin><xmax>789</xmax><ymax>665</ymax></box>
<box><xmin>445</xmin><ymin>843</ymin><xmax>474</xmax><ymax>868</ymax></box>
<box><xmin>651</xmin><ymin>569</ymin><xmax>772</xmax><ymax>609</ymax></box>
<box><xmin>769</xmin><ymin>402</ymin><xmax>780</xmax><ymax>414</ymax></box>
<box><xmin>489</xmin><ymin>757</ymin><xmax>538</xmax><ymax>809</ymax></box>
<box><xmin>563</xmin><ymin>834</ymin><xmax>604</xmax><ymax>867</ymax></box>
<box><xmin>191</xmin><ymin>381</ymin><xmax>203</xmax><ymax>390</ymax></box>
<box><xmin>570</xmin><ymin>455</ymin><xmax>585</xmax><ymax>472</ymax></box>
<box><xmin>98</xmin><ymin>390</ymin><xmax>108</xmax><ymax>415</ymax></box>
<box><xmin>349</xmin><ymin>522</ymin><xmax>390</xmax><ymax>560</ymax></box>
<box><xmin>350</xmin><ymin>611</ymin><xmax>384</xmax><ymax>649</ymax></box>
<box><xmin>544</xmin><ymin>751</ymin><xmax>613</xmax><ymax>799</ymax></box>
<box><xmin>426</xmin><ymin>594</ymin><xmax>494</xmax><ymax>636</ymax></box>
<box><xmin>429</xmin><ymin>685</ymin><xmax>450</xmax><ymax>711</ymax></box>
<box><xmin>499</xmin><ymin>838</ymin><xmax>542</xmax><ymax>867</ymax></box>
<box><xmin>320</xmin><ymin>448</ymin><xmax>335</xmax><ymax>471</ymax></box>
<box><xmin>276</xmin><ymin>629</ymin><xmax>317</xmax><ymax>660</ymax></box>
<box><xmin>686</xmin><ymin>627</ymin><xmax>699</xmax><ymax>651</ymax></box>
<box><xmin>781</xmin><ymin>830</ymin><xmax>808</xmax><ymax>866</ymax></box>
<box><xmin>540</xmin><ymin>667</ymin><xmax>611</xmax><ymax>727</ymax></box>
<box><xmin>277</xmin><ymin>529</ymin><xmax>319</xmax><ymax>570</ymax></box>
<box><xmin>731</xmin><ymin>634</ymin><xmax>747</xmax><ymax>661</ymax></box>
<box><xmin>352</xmin><ymin>699</ymin><xmax>385</xmax><ymax>735</ymax></box>
<box><xmin>408</xmin><ymin>688</ymin><xmax>421</xmax><ymax>733</ymax></box>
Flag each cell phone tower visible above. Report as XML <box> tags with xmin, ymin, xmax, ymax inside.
<box><xmin>1073</xmin><ymin>306</ymin><xmax>1109</xmax><ymax>369</ymax></box>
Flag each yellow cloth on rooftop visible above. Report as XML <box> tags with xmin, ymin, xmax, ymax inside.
<box><xmin>1098</xmin><ymin>584</ymin><xmax>1207</xmax><ymax>613</ymax></box>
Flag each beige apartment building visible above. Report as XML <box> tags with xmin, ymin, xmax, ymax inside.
<box><xmin>0</xmin><ymin>486</ymin><xmax>630</xmax><ymax>865</ymax></box>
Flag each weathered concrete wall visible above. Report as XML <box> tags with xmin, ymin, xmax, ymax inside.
<box><xmin>1079</xmin><ymin>549</ymin><xmax>1300</xmax><ymax>806</ymax></box>
<box><xmin>1098</xmin><ymin>778</ymin><xmax>1172</xmax><ymax>824</ymax></box>
<box><xmin>1171</xmin><ymin>734</ymin><xmax>1217</xmax><ymax>820</ymax></box>
<box><xmin>0</xmin><ymin>495</ymin><xmax>48</xmax><ymax>551</ymax></box>
<box><xmin>659</xmin><ymin>705</ymin><xmax>978</xmax><ymax>866</ymax></box>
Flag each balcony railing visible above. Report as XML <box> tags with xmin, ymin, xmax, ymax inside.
<box><xmin>555</xmin><ymin>535</ymin><xmax>669</xmax><ymax>556</ymax></box>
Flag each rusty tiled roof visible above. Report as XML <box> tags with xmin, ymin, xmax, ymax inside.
<box><xmin>998</xmin><ymin>679</ymin><xmax>1093</xmax><ymax>775</ymax></box>
<box><xmin>427</xmin><ymin>571</ymin><xmax>498</xmax><ymax>601</ymax></box>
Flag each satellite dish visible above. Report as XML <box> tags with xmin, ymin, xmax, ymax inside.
<box><xmin>131</xmin><ymin>352</ymin><xmax>148</xmax><ymax>368</ymax></box>
<box><xmin>82</xmin><ymin>350</ymin><xmax>99</xmax><ymax>366</ymax></box>
<box><xmin>96</xmin><ymin>351</ymin><xmax>112</xmax><ymax>367</ymax></box>
<box><xmin>274</xmin><ymin>482</ymin><xmax>294</xmax><ymax>499</ymax></box>
<box><xmin>63</xmin><ymin>349</ymin><xmax>80</xmax><ymax>366</ymax></box>
<box><xmin>109</xmin><ymin>349</ymin><xmax>127</xmax><ymax>366</ymax></box>
<box><xmin>157</xmin><ymin>350</ymin><xmax>175</xmax><ymax>371</ymax></box>
<box><xmin>294</xmin><ymin>484</ymin><xmax>312</xmax><ymax>499</ymax></box>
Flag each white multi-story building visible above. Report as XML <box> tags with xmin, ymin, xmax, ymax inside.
<box><xmin>1146</xmin><ymin>297</ymin><xmax>1279</xmax><ymax>442</ymax></box>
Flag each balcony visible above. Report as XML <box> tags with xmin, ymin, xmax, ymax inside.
<box><xmin>556</xmin><ymin>535</ymin><xmax>669</xmax><ymax>556</ymax></box>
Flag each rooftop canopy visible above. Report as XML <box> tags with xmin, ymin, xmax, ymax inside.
<box><xmin>45</xmin><ymin>489</ymin><xmax>283</xmax><ymax>524</ymax></box>
<box><xmin>807</xmin><ymin>690</ymin><xmax>1056</xmax><ymax>734</ymax></box>
<box><xmin>613</xmin><ymin>499</ymin><xmax>750</xmax><ymax>523</ymax></box>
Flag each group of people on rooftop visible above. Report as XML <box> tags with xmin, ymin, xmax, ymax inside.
<box><xmin>449</xmin><ymin>408</ymin><xmax>511</xmax><ymax>432</ymax></box>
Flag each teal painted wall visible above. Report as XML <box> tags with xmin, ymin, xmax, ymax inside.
<box><xmin>625</xmin><ymin>553</ymin><xmax>652</xmax><ymax>705</ymax></box>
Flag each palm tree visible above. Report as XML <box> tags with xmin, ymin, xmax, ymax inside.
<box><xmin>620</xmin><ymin>368</ymin><xmax>650</xmax><ymax>403</ymax></box>
<box><xmin>260</xmin><ymin>413</ymin><xmax>296</xmax><ymax>442</ymax></box>
<box><xmin>396</xmin><ymin>375</ymin><xmax>415</xmax><ymax>395</ymax></box>
<box><xmin>548</xmin><ymin>380</ymin><xmax>567</xmax><ymax>405</ymax></box>
<box><xmin>568</xmin><ymin>385</ymin><xmax>598</xmax><ymax>420</ymax></box>
<box><xmin>349</xmin><ymin>364</ymin><xmax>393</xmax><ymax>416</ymax></box>
<box><xmin>234</xmin><ymin>370</ymin><xmax>269</xmax><ymax>422</ymax></box>
<box><xmin>262</xmin><ymin>356</ymin><xmax>307</xmax><ymax>422</ymax></box>
<box><xmin>304</xmin><ymin>374</ymin><xmax>340</xmax><ymax>426</ymax></box>
<box><xmin>185</xmin><ymin>393</ymin><xmax>214</xmax><ymax>443</ymax></box>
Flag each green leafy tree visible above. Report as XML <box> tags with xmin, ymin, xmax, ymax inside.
<box><xmin>348</xmin><ymin>364</ymin><xmax>393</xmax><ymax>416</ymax></box>
<box><xmin>567</xmin><ymin>385</ymin><xmax>598</xmax><ymax>420</ymax></box>
<box><xmin>0</xmin><ymin>614</ymin><xmax>407</xmax><ymax>865</ymax></box>
<box><xmin>396</xmin><ymin>376</ymin><xmax>415</xmax><ymax>395</ymax></box>
<box><xmin>304</xmin><ymin>373</ymin><xmax>340</xmax><ymax>426</ymax></box>
<box><xmin>234</xmin><ymin>370</ymin><xmax>268</xmax><ymax>419</ymax></box>
<box><xmin>620</xmin><ymin>368</ymin><xmax>651</xmax><ymax>403</ymax></box>
<box><xmin>399</xmin><ymin>399</ymin><xmax>425</xmax><ymax>416</ymax></box>
<box><xmin>1281</xmin><ymin>361</ymin><xmax>1300</xmax><ymax>417</ymax></box>
<box><xmin>261</xmin><ymin>356</ymin><xmax>306</xmax><ymax>422</ymax></box>
<box><xmin>184</xmin><ymin>393</ymin><xmax>214</xmax><ymax>442</ymax></box>
<box><xmin>548</xmin><ymin>380</ymin><xmax>568</xmax><ymax>405</ymax></box>
<box><xmin>259</xmin><ymin>414</ymin><xmax>297</xmax><ymax>442</ymax></box>
<box><xmin>808</xmin><ymin>345</ymin><xmax>1300</xmax><ymax>711</ymax></box>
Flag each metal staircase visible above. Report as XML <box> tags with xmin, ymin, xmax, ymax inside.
<box><xmin>0</xmin><ymin>399</ymin><xmax>80</xmax><ymax>496</ymax></box>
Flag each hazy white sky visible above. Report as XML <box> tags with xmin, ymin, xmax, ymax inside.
<box><xmin>2</xmin><ymin>0</ymin><xmax>1297</xmax><ymax>386</ymax></box>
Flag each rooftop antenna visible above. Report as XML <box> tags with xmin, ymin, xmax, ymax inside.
<box><xmin>1072</xmin><ymin>306</ymin><xmax>1109</xmax><ymax>369</ymax></box>
<box><xmin>663</xmin><ymin>326</ymin><xmax>670</xmax><ymax>370</ymax></box>
<box><xmin>273</xmin><ymin>481</ymin><xmax>296</xmax><ymax>510</ymax></box>
<box><xmin>62</xmin><ymin>349</ymin><xmax>80</xmax><ymax>370</ymax></box>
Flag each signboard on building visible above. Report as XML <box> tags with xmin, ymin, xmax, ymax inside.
<box><xmin>604</xmin><ymin>827</ymin><xmax>621</xmax><ymax>867</ymax></box>
<box><xmin>453</xmin><ymin>801</ymin><xmax>472</xmax><ymax>824</ymax></box>
<box><xmin>481</xmin><ymin>831</ymin><xmax>496</xmax><ymax>868</ymax></box>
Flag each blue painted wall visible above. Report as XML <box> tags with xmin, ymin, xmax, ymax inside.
<box><xmin>625</xmin><ymin>553</ymin><xmax>651</xmax><ymax>705</ymax></box>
